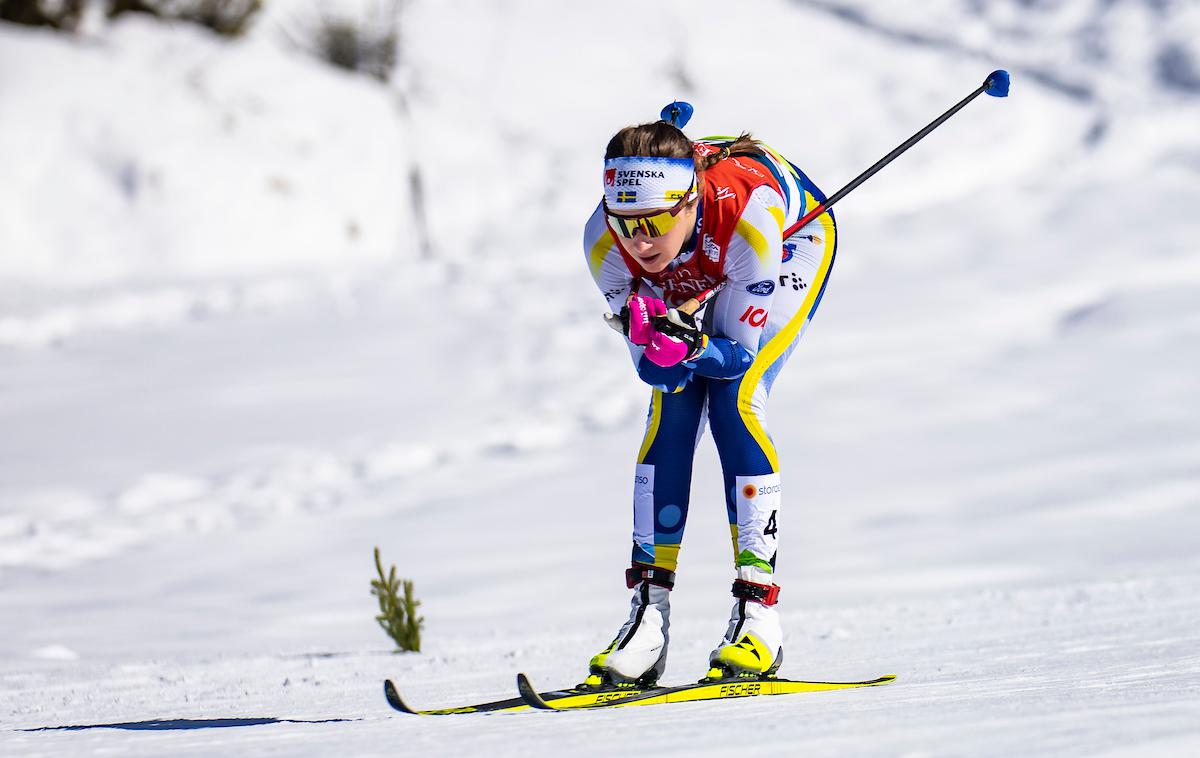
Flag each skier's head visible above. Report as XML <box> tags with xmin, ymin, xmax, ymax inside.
<box><xmin>602</xmin><ymin>121</ymin><xmax>700</xmax><ymax>273</ymax></box>
<box><xmin>601</xmin><ymin>121</ymin><xmax>764</xmax><ymax>273</ymax></box>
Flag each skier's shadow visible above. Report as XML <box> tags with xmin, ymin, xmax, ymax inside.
<box><xmin>23</xmin><ymin>717</ymin><xmax>359</xmax><ymax>731</ymax></box>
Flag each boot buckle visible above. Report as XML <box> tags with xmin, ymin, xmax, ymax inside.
<box><xmin>731</xmin><ymin>578</ymin><xmax>780</xmax><ymax>606</ymax></box>
<box><xmin>625</xmin><ymin>562</ymin><xmax>676</xmax><ymax>589</ymax></box>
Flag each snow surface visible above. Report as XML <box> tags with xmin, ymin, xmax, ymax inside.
<box><xmin>2</xmin><ymin>0</ymin><xmax>1200</xmax><ymax>755</ymax></box>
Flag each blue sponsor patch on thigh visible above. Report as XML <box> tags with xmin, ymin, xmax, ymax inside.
<box><xmin>747</xmin><ymin>280</ymin><xmax>775</xmax><ymax>296</ymax></box>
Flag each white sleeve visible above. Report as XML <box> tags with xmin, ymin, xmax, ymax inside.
<box><xmin>583</xmin><ymin>202</ymin><xmax>645</xmax><ymax>366</ymax></box>
<box><xmin>706</xmin><ymin>185</ymin><xmax>786</xmax><ymax>357</ymax></box>
<box><xmin>583</xmin><ymin>203</ymin><xmax>635</xmax><ymax>307</ymax></box>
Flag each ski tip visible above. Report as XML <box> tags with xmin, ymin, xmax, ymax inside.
<box><xmin>383</xmin><ymin>679</ymin><xmax>417</xmax><ymax>714</ymax></box>
<box><xmin>515</xmin><ymin>673</ymin><xmax>554</xmax><ymax>710</ymax></box>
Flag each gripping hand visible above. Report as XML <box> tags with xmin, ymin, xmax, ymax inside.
<box><xmin>645</xmin><ymin>308</ymin><xmax>708</xmax><ymax>368</ymax></box>
<box><xmin>605</xmin><ymin>294</ymin><xmax>668</xmax><ymax>346</ymax></box>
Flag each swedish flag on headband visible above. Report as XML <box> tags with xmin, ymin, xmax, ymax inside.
<box><xmin>616</xmin><ymin>190</ymin><xmax>637</xmax><ymax>203</ymax></box>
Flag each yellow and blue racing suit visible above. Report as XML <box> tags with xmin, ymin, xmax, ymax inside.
<box><xmin>583</xmin><ymin>145</ymin><xmax>838</xmax><ymax>577</ymax></box>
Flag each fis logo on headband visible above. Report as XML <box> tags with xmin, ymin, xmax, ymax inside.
<box><xmin>604</xmin><ymin>168</ymin><xmax>616</xmax><ymax>187</ymax></box>
<box><xmin>615</xmin><ymin>190</ymin><xmax>637</xmax><ymax>203</ymax></box>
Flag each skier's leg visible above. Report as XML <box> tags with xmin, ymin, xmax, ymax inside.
<box><xmin>631</xmin><ymin>379</ymin><xmax>709</xmax><ymax>573</ymax></box>
<box><xmin>713</xmin><ymin>203</ymin><xmax>836</xmax><ymax>572</ymax></box>
<box><xmin>705</xmin><ymin>202</ymin><xmax>838</xmax><ymax>676</ymax></box>
<box><xmin>590</xmin><ymin>379</ymin><xmax>708</xmax><ymax>685</ymax></box>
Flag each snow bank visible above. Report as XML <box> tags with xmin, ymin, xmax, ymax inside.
<box><xmin>0</xmin><ymin>16</ymin><xmax>407</xmax><ymax>293</ymax></box>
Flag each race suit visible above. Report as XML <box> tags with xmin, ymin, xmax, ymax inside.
<box><xmin>583</xmin><ymin>139</ymin><xmax>838</xmax><ymax>575</ymax></box>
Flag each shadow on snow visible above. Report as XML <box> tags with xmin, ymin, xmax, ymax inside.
<box><xmin>22</xmin><ymin>717</ymin><xmax>360</xmax><ymax>731</ymax></box>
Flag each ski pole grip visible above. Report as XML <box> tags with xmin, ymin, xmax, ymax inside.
<box><xmin>677</xmin><ymin>280</ymin><xmax>727</xmax><ymax>315</ymax></box>
<box><xmin>677</xmin><ymin>297</ymin><xmax>703</xmax><ymax>315</ymax></box>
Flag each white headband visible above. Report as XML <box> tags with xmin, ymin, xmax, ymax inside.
<box><xmin>603</xmin><ymin>156</ymin><xmax>696</xmax><ymax>212</ymax></box>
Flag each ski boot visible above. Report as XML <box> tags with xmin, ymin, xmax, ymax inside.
<box><xmin>585</xmin><ymin>563</ymin><xmax>674</xmax><ymax>689</ymax></box>
<box><xmin>706</xmin><ymin>566</ymin><xmax>783</xmax><ymax>680</ymax></box>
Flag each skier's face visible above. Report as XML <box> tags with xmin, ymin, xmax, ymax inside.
<box><xmin>614</xmin><ymin>203</ymin><xmax>697</xmax><ymax>273</ymax></box>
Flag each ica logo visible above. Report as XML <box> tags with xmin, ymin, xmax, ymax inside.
<box><xmin>739</xmin><ymin>306</ymin><xmax>768</xmax><ymax>327</ymax></box>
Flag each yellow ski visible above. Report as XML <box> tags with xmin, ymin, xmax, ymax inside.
<box><xmin>517</xmin><ymin>672</ymin><xmax>896</xmax><ymax>710</ymax></box>
<box><xmin>383</xmin><ymin>678</ymin><xmax>648</xmax><ymax>715</ymax></box>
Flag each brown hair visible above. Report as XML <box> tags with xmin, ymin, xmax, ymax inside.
<box><xmin>605</xmin><ymin>122</ymin><xmax>766</xmax><ymax>197</ymax></box>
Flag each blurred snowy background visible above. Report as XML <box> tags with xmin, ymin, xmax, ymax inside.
<box><xmin>1</xmin><ymin>0</ymin><xmax>1199</xmax><ymax>755</ymax></box>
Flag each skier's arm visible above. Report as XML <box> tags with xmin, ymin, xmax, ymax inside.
<box><xmin>584</xmin><ymin>203</ymin><xmax>695</xmax><ymax>392</ymax></box>
<box><xmin>688</xmin><ymin>185</ymin><xmax>786</xmax><ymax>379</ymax></box>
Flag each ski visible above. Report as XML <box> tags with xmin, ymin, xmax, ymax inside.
<box><xmin>516</xmin><ymin>671</ymin><xmax>896</xmax><ymax>711</ymax></box>
<box><xmin>382</xmin><ymin>678</ymin><xmax>650</xmax><ymax>716</ymax></box>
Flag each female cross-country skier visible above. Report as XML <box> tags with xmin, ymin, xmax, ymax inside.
<box><xmin>582</xmin><ymin>104</ymin><xmax>837</xmax><ymax>687</ymax></box>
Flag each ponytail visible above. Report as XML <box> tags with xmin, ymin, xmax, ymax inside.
<box><xmin>695</xmin><ymin>133</ymin><xmax>765</xmax><ymax>171</ymax></box>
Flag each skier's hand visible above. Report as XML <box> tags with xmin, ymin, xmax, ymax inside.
<box><xmin>645</xmin><ymin>308</ymin><xmax>707</xmax><ymax>367</ymax></box>
<box><xmin>623</xmin><ymin>294</ymin><xmax>667</xmax><ymax>346</ymax></box>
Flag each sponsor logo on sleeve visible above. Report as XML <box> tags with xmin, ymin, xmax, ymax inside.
<box><xmin>781</xmin><ymin>243</ymin><xmax>795</xmax><ymax>263</ymax></box>
<box><xmin>738</xmin><ymin>306</ymin><xmax>768</xmax><ymax>328</ymax></box>
<box><xmin>746</xmin><ymin>280</ymin><xmax>775</xmax><ymax>296</ymax></box>
<box><xmin>702</xmin><ymin>234</ymin><xmax>721</xmax><ymax>263</ymax></box>
<box><xmin>778</xmin><ymin>272</ymin><xmax>807</xmax><ymax>291</ymax></box>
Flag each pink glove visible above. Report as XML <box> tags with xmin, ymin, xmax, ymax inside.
<box><xmin>627</xmin><ymin>294</ymin><xmax>667</xmax><ymax>346</ymax></box>
<box><xmin>644</xmin><ymin>331</ymin><xmax>692</xmax><ymax>367</ymax></box>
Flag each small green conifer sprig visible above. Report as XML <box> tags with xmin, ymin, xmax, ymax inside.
<box><xmin>371</xmin><ymin>547</ymin><xmax>423</xmax><ymax>652</ymax></box>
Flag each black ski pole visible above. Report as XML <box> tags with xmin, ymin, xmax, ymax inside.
<box><xmin>605</xmin><ymin>71</ymin><xmax>1010</xmax><ymax>330</ymax></box>
<box><xmin>786</xmin><ymin>69</ymin><xmax>1010</xmax><ymax>233</ymax></box>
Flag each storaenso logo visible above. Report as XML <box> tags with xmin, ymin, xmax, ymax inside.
<box><xmin>747</xmin><ymin>280</ymin><xmax>775</xmax><ymax>296</ymax></box>
<box><xmin>742</xmin><ymin>482</ymin><xmax>781</xmax><ymax>499</ymax></box>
